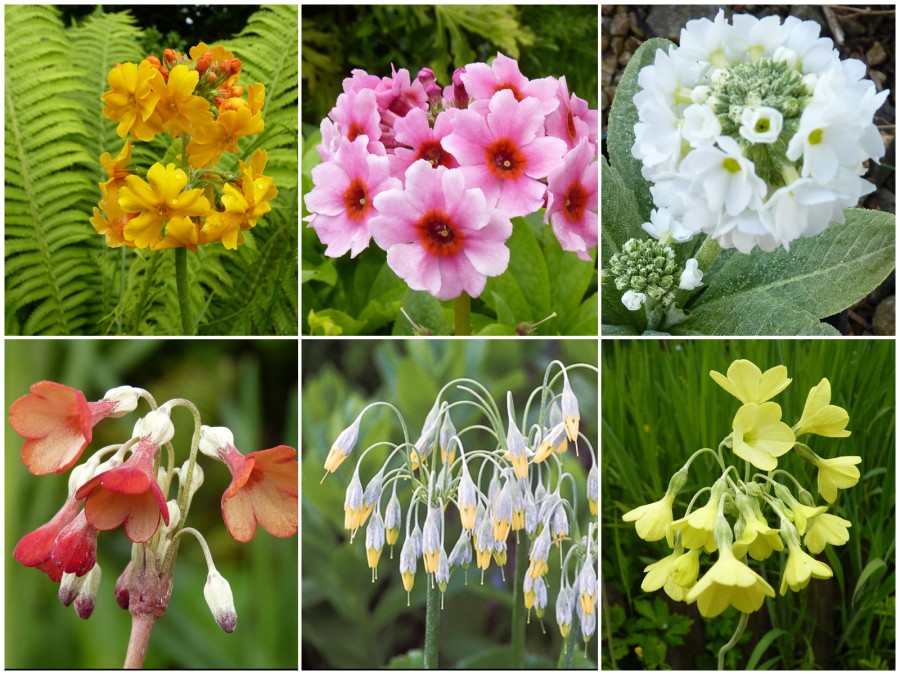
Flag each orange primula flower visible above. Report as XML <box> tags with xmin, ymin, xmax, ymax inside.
<box><xmin>101</xmin><ymin>60</ymin><xmax>164</xmax><ymax>141</ymax></box>
<box><xmin>13</xmin><ymin>495</ymin><xmax>82</xmax><ymax>581</ymax></box>
<box><xmin>8</xmin><ymin>381</ymin><xmax>122</xmax><ymax>475</ymax></box>
<box><xmin>118</xmin><ymin>163</ymin><xmax>211</xmax><ymax>249</ymax></box>
<box><xmin>150</xmin><ymin>65</ymin><xmax>213</xmax><ymax>136</ymax></box>
<box><xmin>189</xmin><ymin>41</ymin><xmax>235</xmax><ymax>65</ymax></box>
<box><xmin>186</xmin><ymin>104</ymin><xmax>264</xmax><ymax>168</ymax></box>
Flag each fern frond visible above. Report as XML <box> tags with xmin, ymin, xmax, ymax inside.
<box><xmin>5</xmin><ymin>5</ymin><xmax>99</xmax><ymax>335</ymax></box>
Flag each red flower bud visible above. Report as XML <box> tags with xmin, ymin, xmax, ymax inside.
<box><xmin>196</xmin><ymin>50</ymin><xmax>213</xmax><ymax>76</ymax></box>
<box><xmin>163</xmin><ymin>48</ymin><xmax>177</xmax><ymax>65</ymax></box>
<box><xmin>114</xmin><ymin>561</ymin><xmax>132</xmax><ymax>610</ymax></box>
<box><xmin>145</xmin><ymin>55</ymin><xmax>161</xmax><ymax>67</ymax></box>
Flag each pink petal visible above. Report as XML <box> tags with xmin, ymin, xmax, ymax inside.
<box><xmin>387</xmin><ymin>244</ymin><xmax>440</xmax><ymax>295</ymax></box>
<box><xmin>403</xmin><ymin>160</ymin><xmax>445</xmax><ymax>213</ymax></box>
<box><xmin>497</xmin><ymin>176</ymin><xmax>547</xmax><ymax>218</ymax></box>
<box><xmin>487</xmin><ymin>91</ymin><xmax>543</xmax><ymax>145</ymax></box>
<box><xmin>447</xmin><ymin>185</ymin><xmax>490</xmax><ymax>232</ymax></box>
<box><xmin>523</xmin><ymin>136</ymin><xmax>567</xmax><ymax>179</ymax></box>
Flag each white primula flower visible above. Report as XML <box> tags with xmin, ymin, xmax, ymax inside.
<box><xmin>630</xmin><ymin>11</ymin><xmax>886</xmax><ymax>254</ymax></box>
<box><xmin>680</xmin><ymin>136</ymin><xmax>766</xmax><ymax>216</ymax></box>
<box><xmin>739</xmin><ymin>106</ymin><xmax>783</xmax><ymax>144</ymax></box>
<box><xmin>622</xmin><ymin>290</ymin><xmax>647</xmax><ymax>311</ymax></box>
<box><xmin>683</xmin><ymin>104</ymin><xmax>722</xmax><ymax>147</ymax></box>
<box><xmin>642</xmin><ymin>208</ymin><xmax>695</xmax><ymax>244</ymax></box>
<box><xmin>679</xmin><ymin>259</ymin><xmax>704</xmax><ymax>290</ymax></box>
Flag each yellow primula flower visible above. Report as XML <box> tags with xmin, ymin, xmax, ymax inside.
<box><xmin>641</xmin><ymin>549</ymin><xmax>682</xmax><ymax>593</ymax></box>
<box><xmin>668</xmin><ymin>496</ymin><xmax>719</xmax><ymax>552</ymax></box>
<box><xmin>189</xmin><ymin>41</ymin><xmax>235</xmax><ymax>64</ymax></box>
<box><xmin>645</xmin><ymin>546</ymin><xmax>701</xmax><ymax>602</ymax></box>
<box><xmin>779</xmin><ymin>540</ymin><xmax>833</xmax><ymax>595</ymax></box>
<box><xmin>710</xmin><ymin>360</ymin><xmax>792</xmax><ymax>405</ymax></box>
<box><xmin>775</xmin><ymin>487</ymin><xmax>827</xmax><ymax>535</ymax></box>
<box><xmin>684</xmin><ymin>545</ymin><xmax>775</xmax><ymax>617</ymax></box>
<box><xmin>101</xmin><ymin>60</ymin><xmax>164</xmax><ymax>141</ymax></box>
<box><xmin>804</xmin><ymin>513</ymin><xmax>851</xmax><ymax>554</ymax></box>
<box><xmin>187</xmin><ymin>106</ymin><xmax>264</xmax><ymax>168</ymax></box>
<box><xmin>152</xmin><ymin>216</ymin><xmax>206</xmax><ymax>251</ymax></box>
<box><xmin>732</xmin><ymin>402</ymin><xmax>795</xmax><ymax>471</ymax></box>
<box><xmin>622</xmin><ymin>493</ymin><xmax>674</xmax><ymax>542</ymax></box>
<box><xmin>118</xmin><ymin>163</ymin><xmax>211</xmax><ymax>249</ymax></box>
<box><xmin>814</xmin><ymin>454</ymin><xmax>862</xmax><ymax>504</ymax></box>
<box><xmin>733</xmin><ymin>513</ymin><xmax>784</xmax><ymax>561</ymax></box>
<box><xmin>90</xmin><ymin>203</ymin><xmax>131</xmax><ymax>248</ymax></box>
<box><xmin>793</xmin><ymin>378</ymin><xmax>851</xmax><ymax>438</ymax></box>
<box><xmin>150</xmin><ymin>64</ymin><xmax>213</xmax><ymax>137</ymax></box>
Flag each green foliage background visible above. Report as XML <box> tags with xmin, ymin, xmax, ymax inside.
<box><xmin>5</xmin><ymin>340</ymin><xmax>298</xmax><ymax>668</ymax></box>
<box><xmin>302</xmin><ymin>340</ymin><xmax>598</xmax><ymax>668</ymax></box>
<box><xmin>301</xmin><ymin>6</ymin><xmax>599</xmax><ymax>336</ymax></box>
<box><xmin>4</xmin><ymin>5</ymin><xmax>298</xmax><ymax>336</ymax></box>
<box><xmin>602</xmin><ymin>340</ymin><xmax>895</xmax><ymax>669</ymax></box>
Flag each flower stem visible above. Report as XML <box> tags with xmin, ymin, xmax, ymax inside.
<box><xmin>510</xmin><ymin>536</ymin><xmax>528</xmax><ymax>667</ymax></box>
<box><xmin>424</xmin><ymin>575</ymin><xmax>441</xmax><ymax>668</ymax></box>
<box><xmin>124</xmin><ymin>613</ymin><xmax>156</xmax><ymax>669</ymax></box>
<box><xmin>454</xmin><ymin>292</ymin><xmax>471</xmax><ymax>336</ymax></box>
<box><xmin>175</xmin><ymin>247</ymin><xmax>194</xmax><ymax>335</ymax></box>
<box><xmin>694</xmin><ymin>234</ymin><xmax>723</xmax><ymax>272</ymax></box>
<box><xmin>717</xmin><ymin>611</ymin><xmax>749</xmax><ymax>670</ymax></box>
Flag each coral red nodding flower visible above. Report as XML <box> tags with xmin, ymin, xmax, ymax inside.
<box><xmin>51</xmin><ymin>510</ymin><xmax>101</xmax><ymax>577</ymax></box>
<box><xmin>13</xmin><ymin>495</ymin><xmax>81</xmax><ymax>582</ymax></box>
<box><xmin>75</xmin><ymin>437</ymin><xmax>170</xmax><ymax>543</ymax></box>
<box><xmin>9</xmin><ymin>381</ymin><xmax>137</xmax><ymax>475</ymax></box>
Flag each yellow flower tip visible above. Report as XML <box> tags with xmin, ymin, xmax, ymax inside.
<box><xmin>685</xmin><ymin>546</ymin><xmax>775</xmax><ymax>618</ymax></box>
<box><xmin>589</xmin><ymin>497</ymin><xmax>598</xmax><ymax>516</ymax></box>
<box><xmin>492</xmin><ymin>548</ymin><xmax>507</xmax><ymax>566</ymax></box>
<box><xmin>385</xmin><ymin>527</ymin><xmax>400</xmax><ymax>547</ymax></box>
<box><xmin>580</xmin><ymin>591</ymin><xmax>596</xmax><ymax>615</ymax></box>
<box><xmin>710</xmin><ymin>359</ymin><xmax>792</xmax><ymax>404</ymax></box>
<box><xmin>559</xmin><ymin>623</ymin><xmax>571</xmax><ymax>639</ymax></box>
<box><xmin>423</xmin><ymin>549</ymin><xmax>439</xmax><ymax>574</ymax></box>
<box><xmin>511</xmin><ymin>453</ymin><xmax>529</xmax><ymax>479</ymax></box>
<box><xmin>366</xmin><ymin>546</ymin><xmax>382</xmax><ymax>569</ymax></box>
<box><xmin>564</xmin><ymin>415</ymin><xmax>579</xmax><ymax>444</ymax></box>
<box><xmin>323</xmin><ymin>447</ymin><xmax>349</xmax><ymax>473</ymax></box>
<box><xmin>475</xmin><ymin>547</ymin><xmax>491</xmax><ymax>570</ymax></box>
<box><xmin>401</xmin><ymin>570</ymin><xmax>415</xmax><ymax>592</ymax></box>
<box><xmin>511</xmin><ymin>508</ymin><xmax>525</xmax><ymax>531</ymax></box>
<box><xmin>815</xmin><ymin>455</ymin><xmax>862</xmax><ymax>503</ymax></box>
<box><xmin>622</xmin><ymin>494</ymin><xmax>675</xmax><ymax>542</ymax></box>
<box><xmin>493</xmin><ymin>518</ymin><xmax>511</xmax><ymax>542</ymax></box>
<box><xmin>459</xmin><ymin>504</ymin><xmax>476</xmax><ymax>531</ymax></box>
<box><xmin>732</xmin><ymin>401</ymin><xmax>795</xmax><ymax>471</ymax></box>
<box><xmin>795</xmin><ymin>378</ymin><xmax>851</xmax><ymax>438</ymax></box>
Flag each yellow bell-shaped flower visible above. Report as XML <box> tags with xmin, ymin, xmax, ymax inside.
<box><xmin>668</xmin><ymin>497</ymin><xmax>719</xmax><ymax>552</ymax></box>
<box><xmin>710</xmin><ymin>360</ymin><xmax>791</xmax><ymax>405</ymax></box>
<box><xmin>804</xmin><ymin>513</ymin><xmax>851</xmax><ymax>554</ymax></box>
<box><xmin>779</xmin><ymin>540</ymin><xmax>833</xmax><ymax>595</ymax></box>
<box><xmin>684</xmin><ymin>544</ymin><xmax>775</xmax><ymax>617</ymax></box>
<box><xmin>793</xmin><ymin>379</ymin><xmax>851</xmax><ymax>438</ymax></box>
<box><xmin>622</xmin><ymin>493</ymin><xmax>675</xmax><ymax>542</ymax></box>
<box><xmin>814</xmin><ymin>454</ymin><xmax>862</xmax><ymax>504</ymax></box>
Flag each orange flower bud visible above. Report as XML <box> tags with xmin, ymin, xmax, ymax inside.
<box><xmin>163</xmin><ymin>48</ymin><xmax>177</xmax><ymax>65</ymax></box>
<box><xmin>221</xmin><ymin>58</ymin><xmax>242</xmax><ymax>75</ymax></box>
<box><xmin>206</xmin><ymin>71</ymin><xmax>217</xmax><ymax>83</ymax></box>
<box><xmin>229</xmin><ymin>85</ymin><xmax>244</xmax><ymax>98</ymax></box>
<box><xmin>196</xmin><ymin>51</ymin><xmax>213</xmax><ymax>76</ymax></box>
<box><xmin>145</xmin><ymin>55</ymin><xmax>161</xmax><ymax>67</ymax></box>
<box><xmin>219</xmin><ymin>97</ymin><xmax>247</xmax><ymax>113</ymax></box>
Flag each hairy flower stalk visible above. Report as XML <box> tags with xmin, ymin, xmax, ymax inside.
<box><xmin>9</xmin><ymin>382</ymin><xmax>297</xmax><ymax>669</ymax></box>
<box><xmin>622</xmin><ymin>358</ymin><xmax>857</xmax><ymax>669</ymax></box>
<box><xmin>322</xmin><ymin>360</ymin><xmax>598</xmax><ymax>666</ymax></box>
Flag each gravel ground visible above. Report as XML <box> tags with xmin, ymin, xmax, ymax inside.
<box><xmin>601</xmin><ymin>5</ymin><xmax>896</xmax><ymax>335</ymax></box>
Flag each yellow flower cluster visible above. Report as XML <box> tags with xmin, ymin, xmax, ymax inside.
<box><xmin>92</xmin><ymin>43</ymin><xmax>276</xmax><ymax>251</ymax></box>
<box><xmin>622</xmin><ymin>359</ymin><xmax>859</xmax><ymax>618</ymax></box>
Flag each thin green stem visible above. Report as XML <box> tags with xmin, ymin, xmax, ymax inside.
<box><xmin>175</xmin><ymin>247</ymin><xmax>193</xmax><ymax>335</ymax></box>
<box><xmin>424</xmin><ymin>575</ymin><xmax>441</xmax><ymax>668</ymax></box>
<box><xmin>454</xmin><ymin>292</ymin><xmax>471</xmax><ymax>336</ymax></box>
<box><xmin>718</xmin><ymin>611</ymin><xmax>749</xmax><ymax>670</ymax></box>
<box><xmin>510</xmin><ymin>536</ymin><xmax>528</xmax><ymax>667</ymax></box>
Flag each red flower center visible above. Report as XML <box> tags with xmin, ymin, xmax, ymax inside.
<box><xmin>416</xmin><ymin>209</ymin><xmax>464</xmax><ymax>256</ymax></box>
<box><xmin>343</xmin><ymin>179</ymin><xmax>370</xmax><ymax>221</ymax></box>
<box><xmin>485</xmin><ymin>138</ymin><xmax>526</xmax><ymax>180</ymax></box>
<box><xmin>347</xmin><ymin>121</ymin><xmax>366</xmax><ymax>143</ymax></box>
<box><xmin>494</xmin><ymin>82</ymin><xmax>524</xmax><ymax>101</ymax></box>
<box><xmin>566</xmin><ymin>107</ymin><xmax>578</xmax><ymax>141</ymax></box>
<box><xmin>416</xmin><ymin>141</ymin><xmax>453</xmax><ymax>168</ymax></box>
<box><xmin>563</xmin><ymin>181</ymin><xmax>588</xmax><ymax>222</ymax></box>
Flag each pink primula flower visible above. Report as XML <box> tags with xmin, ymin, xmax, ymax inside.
<box><xmin>10</xmin><ymin>381</ymin><xmax>124</xmax><ymax>475</ymax></box>
<box><xmin>545</xmin><ymin>139</ymin><xmax>598</xmax><ymax>261</ymax></box>
<box><xmin>13</xmin><ymin>495</ymin><xmax>81</xmax><ymax>581</ymax></box>
<box><xmin>75</xmin><ymin>437</ymin><xmax>170</xmax><ymax>543</ymax></box>
<box><xmin>304</xmin><ymin>135</ymin><xmax>402</xmax><ymax>257</ymax></box>
<box><xmin>462</xmin><ymin>53</ymin><xmax>560</xmax><ymax>115</ymax></box>
<box><xmin>545</xmin><ymin>75</ymin><xmax>599</xmax><ymax>152</ymax></box>
<box><xmin>370</xmin><ymin>160</ymin><xmax>513</xmax><ymax>300</ymax></box>
<box><xmin>442</xmin><ymin>89</ymin><xmax>566</xmax><ymax>218</ymax></box>
<box><xmin>389</xmin><ymin>108</ymin><xmax>459</xmax><ymax>179</ymax></box>
<box><xmin>328</xmin><ymin>88</ymin><xmax>386</xmax><ymax>156</ymax></box>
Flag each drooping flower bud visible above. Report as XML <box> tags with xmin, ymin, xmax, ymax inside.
<box><xmin>324</xmin><ymin>413</ymin><xmax>362</xmax><ymax>475</ymax></box>
<box><xmin>132</xmin><ymin>408</ymin><xmax>174</xmax><ymax>446</ymax></box>
<box><xmin>73</xmin><ymin>563</ymin><xmax>102</xmax><ymax>620</ymax></box>
<box><xmin>115</xmin><ymin>562</ymin><xmax>133</xmax><ymax>610</ymax></box>
<box><xmin>204</xmin><ymin>569</ymin><xmax>237</xmax><ymax>633</ymax></box>
<box><xmin>59</xmin><ymin>572</ymin><xmax>84</xmax><ymax>607</ymax></box>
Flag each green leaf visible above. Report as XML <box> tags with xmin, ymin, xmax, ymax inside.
<box><xmin>307</xmin><ymin>308</ymin><xmax>366</xmax><ymax>335</ymax></box>
<box><xmin>684</xmin><ymin>209</ymin><xmax>895</xmax><ymax>334</ymax></box>
<box><xmin>385</xmin><ymin>649</ymin><xmax>425</xmax><ymax>669</ymax></box>
<box><xmin>561</xmin><ymin>292</ymin><xmax>599</xmax><ymax>335</ymax></box>
<box><xmin>392</xmin><ymin>289</ymin><xmax>451</xmax><ymax>335</ymax></box>
<box><xmin>301</xmin><ymin>258</ymin><xmax>337</xmax><ymax>286</ymax></box>
<box><xmin>482</xmin><ymin>216</ymin><xmax>551</xmax><ymax>321</ymax></box>
<box><xmin>606</xmin><ymin>36</ymin><xmax>675</xmax><ymax>220</ymax></box>
<box><xmin>600</xmin><ymin>157</ymin><xmax>645</xmax><ymax>265</ymax></box>
<box><xmin>852</xmin><ymin>557</ymin><xmax>887</xmax><ymax>608</ymax></box>
<box><xmin>745</xmin><ymin>629</ymin><xmax>788</xmax><ymax>670</ymax></box>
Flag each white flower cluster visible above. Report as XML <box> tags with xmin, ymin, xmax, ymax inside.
<box><xmin>632</xmin><ymin>10</ymin><xmax>889</xmax><ymax>253</ymax></box>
